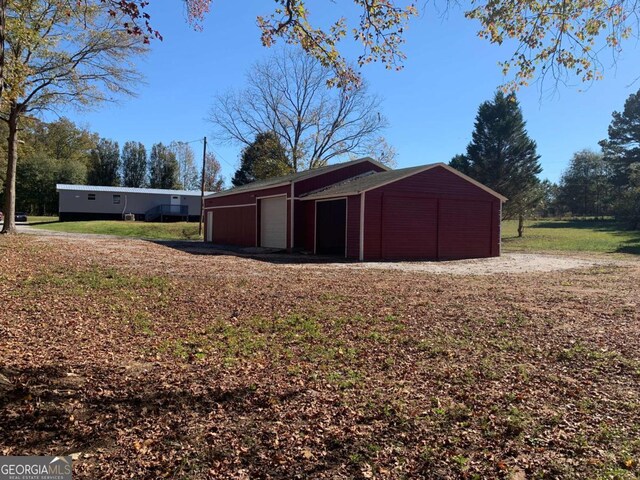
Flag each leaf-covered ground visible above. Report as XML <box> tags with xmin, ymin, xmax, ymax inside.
<box><xmin>1</xmin><ymin>235</ymin><xmax>639</xmax><ymax>479</ymax></box>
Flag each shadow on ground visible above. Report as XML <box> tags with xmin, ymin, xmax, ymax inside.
<box><xmin>0</xmin><ymin>364</ymin><xmax>412</xmax><ymax>478</ymax></box>
<box><xmin>151</xmin><ymin>240</ymin><xmax>354</xmax><ymax>265</ymax></box>
<box><xmin>530</xmin><ymin>219</ymin><xmax>628</xmax><ymax>231</ymax></box>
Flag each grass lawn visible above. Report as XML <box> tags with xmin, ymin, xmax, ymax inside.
<box><xmin>31</xmin><ymin>220</ymin><xmax>202</xmax><ymax>240</ymax></box>
<box><xmin>25</xmin><ymin>215</ymin><xmax>59</xmax><ymax>225</ymax></box>
<box><xmin>502</xmin><ymin>218</ymin><xmax>640</xmax><ymax>255</ymax></box>
<box><xmin>0</xmin><ymin>234</ymin><xmax>638</xmax><ymax>479</ymax></box>
<box><xmin>29</xmin><ymin>217</ymin><xmax>640</xmax><ymax>255</ymax></box>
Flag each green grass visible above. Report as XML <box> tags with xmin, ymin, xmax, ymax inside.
<box><xmin>502</xmin><ymin>218</ymin><xmax>640</xmax><ymax>255</ymax></box>
<box><xmin>23</xmin><ymin>216</ymin><xmax>640</xmax><ymax>254</ymax></box>
<box><xmin>25</xmin><ymin>215</ymin><xmax>59</xmax><ymax>225</ymax></box>
<box><xmin>31</xmin><ymin>220</ymin><xmax>202</xmax><ymax>240</ymax></box>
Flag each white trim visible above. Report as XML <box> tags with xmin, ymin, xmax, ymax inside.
<box><xmin>302</xmin><ymin>163</ymin><xmax>508</xmax><ymax>202</ymax></box>
<box><xmin>256</xmin><ymin>193</ymin><xmax>288</xmax><ymax>200</ymax></box>
<box><xmin>359</xmin><ymin>192</ymin><xmax>365</xmax><ymax>261</ymax></box>
<box><xmin>204</xmin><ymin>203</ymin><xmax>256</xmax><ymax>210</ymax></box>
<box><xmin>290</xmin><ymin>183</ymin><xmax>295</xmax><ymax>251</ymax></box>
<box><xmin>313</xmin><ymin>201</ymin><xmax>317</xmax><ymax>255</ymax></box>
<box><xmin>345</xmin><ymin>197</ymin><xmax>348</xmax><ymax>258</ymax></box>
<box><xmin>499</xmin><ymin>201</ymin><xmax>502</xmax><ymax>256</ymax></box>
<box><xmin>315</xmin><ymin>196</ymin><xmax>349</xmax><ymax>203</ymax></box>
<box><xmin>438</xmin><ymin>164</ymin><xmax>508</xmax><ymax>202</ymax></box>
<box><xmin>206</xmin><ymin>211</ymin><xmax>213</xmax><ymax>242</ymax></box>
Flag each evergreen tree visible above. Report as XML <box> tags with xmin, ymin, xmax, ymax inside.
<box><xmin>121</xmin><ymin>141</ymin><xmax>147</xmax><ymax>188</ymax></box>
<box><xmin>557</xmin><ymin>150</ymin><xmax>612</xmax><ymax>217</ymax></box>
<box><xmin>87</xmin><ymin>138</ymin><xmax>120</xmax><ymax>186</ymax></box>
<box><xmin>600</xmin><ymin>89</ymin><xmax>640</xmax><ymax>187</ymax></box>
<box><xmin>148</xmin><ymin>143</ymin><xmax>180</xmax><ymax>189</ymax></box>
<box><xmin>600</xmin><ymin>89</ymin><xmax>640</xmax><ymax>227</ymax></box>
<box><xmin>232</xmin><ymin>131</ymin><xmax>291</xmax><ymax>187</ymax></box>
<box><xmin>449</xmin><ymin>154</ymin><xmax>470</xmax><ymax>174</ymax></box>
<box><xmin>463</xmin><ymin>92</ymin><xmax>542</xmax><ymax>237</ymax></box>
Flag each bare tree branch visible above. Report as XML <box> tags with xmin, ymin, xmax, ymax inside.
<box><xmin>208</xmin><ymin>48</ymin><xmax>392</xmax><ymax>171</ymax></box>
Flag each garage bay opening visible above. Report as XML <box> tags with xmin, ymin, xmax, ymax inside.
<box><xmin>315</xmin><ymin>199</ymin><xmax>347</xmax><ymax>256</ymax></box>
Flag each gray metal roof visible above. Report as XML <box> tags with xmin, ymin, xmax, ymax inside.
<box><xmin>301</xmin><ymin>165</ymin><xmax>430</xmax><ymax>199</ymax></box>
<box><xmin>206</xmin><ymin>157</ymin><xmax>389</xmax><ymax>198</ymax></box>
<box><xmin>301</xmin><ymin>163</ymin><xmax>508</xmax><ymax>201</ymax></box>
<box><xmin>56</xmin><ymin>184</ymin><xmax>208</xmax><ymax>196</ymax></box>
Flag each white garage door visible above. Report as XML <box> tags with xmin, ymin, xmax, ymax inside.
<box><xmin>260</xmin><ymin>196</ymin><xmax>287</xmax><ymax>249</ymax></box>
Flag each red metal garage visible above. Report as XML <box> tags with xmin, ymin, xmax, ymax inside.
<box><xmin>300</xmin><ymin>164</ymin><xmax>506</xmax><ymax>261</ymax></box>
<box><xmin>203</xmin><ymin>157</ymin><xmax>388</xmax><ymax>249</ymax></box>
<box><xmin>203</xmin><ymin>160</ymin><xmax>506</xmax><ymax>261</ymax></box>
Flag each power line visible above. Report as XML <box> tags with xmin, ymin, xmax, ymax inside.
<box><xmin>208</xmin><ymin>145</ymin><xmax>236</xmax><ymax>170</ymax></box>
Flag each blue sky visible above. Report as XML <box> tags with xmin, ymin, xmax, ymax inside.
<box><xmin>57</xmin><ymin>1</ymin><xmax>640</xmax><ymax>185</ymax></box>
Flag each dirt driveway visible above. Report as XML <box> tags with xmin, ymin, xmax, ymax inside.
<box><xmin>21</xmin><ymin>228</ymin><xmax>633</xmax><ymax>276</ymax></box>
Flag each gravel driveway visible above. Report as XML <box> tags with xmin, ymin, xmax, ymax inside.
<box><xmin>16</xmin><ymin>227</ymin><xmax>633</xmax><ymax>276</ymax></box>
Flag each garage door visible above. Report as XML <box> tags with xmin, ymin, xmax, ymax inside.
<box><xmin>212</xmin><ymin>206</ymin><xmax>256</xmax><ymax>246</ymax></box>
<box><xmin>438</xmin><ymin>200</ymin><xmax>492</xmax><ymax>259</ymax></box>
<box><xmin>381</xmin><ymin>195</ymin><xmax>438</xmax><ymax>260</ymax></box>
<box><xmin>316</xmin><ymin>199</ymin><xmax>346</xmax><ymax>255</ymax></box>
<box><xmin>260</xmin><ymin>196</ymin><xmax>287</xmax><ymax>249</ymax></box>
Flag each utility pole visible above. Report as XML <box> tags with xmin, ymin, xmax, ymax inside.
<box><xmin>198</xmin><ymin>136</ymin><xmax>207</xmax><ymax>237</ymax></box>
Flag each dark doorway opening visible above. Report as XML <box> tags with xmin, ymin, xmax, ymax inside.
<box><xmin>316</xmin><ymin>199</ymin><xmax>346</xmax><ymax>256</ymax></box>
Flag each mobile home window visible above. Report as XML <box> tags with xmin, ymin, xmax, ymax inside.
<box><xmin>113</xmin><ymin>194</ymin><xmax>121</xmax><ymax>205</ymax></box>
<box><xmin>88</xmin><ymin>193</ymin><xmax>96</xmax><ymax>200</ymax></box>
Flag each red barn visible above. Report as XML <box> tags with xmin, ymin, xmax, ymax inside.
<box><xmin>203</xmin><ymin>158</ymin><xmax>506</xmax><ymax>261</ymax></box>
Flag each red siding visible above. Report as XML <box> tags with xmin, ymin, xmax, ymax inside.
<box><xmin>437</xmin><ymin>199</ymin><xmax>493</xmax><ymax>259</ymax></box>
<box><xmin>362</xmin><ymin>166</ymin><xmax>501</xmax><ymax>261</ymax></box>
<box><xmin>294</xmin><ymin>161</ymin><xmax>385</xmax><ymax>197</ymax></box>
<box><xmin>381</xmin><ymin>196</ymin><xmax>438</xmax><ymax>260</ymax></box>
<box><xmin>204</xmin><ymin>185</ymin><xmax>290</xmax><ymax>248</ymax></box>
<box><xmin>304</xmin><ymin>201</ymin><xmax>315</xmax><ymax>252</ymax></box>
<box><xmin>205</xmin><ymin>185</ymin><xmax>290</xmax><ymax>208</ymax></box>
<box><xmin>205</xmin><ymin>161</ymin><xmax>383</xmax><ymax>250</ymax></box>
<box><xmin>346</xmin><ymin>195</ymin><xmax>361</xmax><ymax>259</ymax></box>
<box><xmin>210</xmin><ymin>205</ymin><xmax>256</xmax><ymax>246</ymax></box>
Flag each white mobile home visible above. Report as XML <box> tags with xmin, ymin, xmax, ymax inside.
<box><xmin>56</xmin><ymin>184</ymin><xmax>207</xmax><ymax>222</ymax></box>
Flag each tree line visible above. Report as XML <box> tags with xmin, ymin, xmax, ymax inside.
<box><xmin>0</xmin><ymin>118</ymin><xmax>224</xmax><ymax>215</ymax></box>
<box><xmin>450</xmin><ymin>88</ymin><xmax>640</xmax><ymax>234</ymax></box>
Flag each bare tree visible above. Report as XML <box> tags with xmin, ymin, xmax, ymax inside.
<box><xmin>209</xmin><ymin>49</ymin><xmax>391</xmax><ymax>172</ymax></box>
<box><xmin>1</xmin><ymin>0</ymin><xmax>145</xmax><ymax>234</ymax></box>
<box><xmin>169</xmin><ymin>141</ymin><xmax>199</xmax><ymax>190</ymax></box>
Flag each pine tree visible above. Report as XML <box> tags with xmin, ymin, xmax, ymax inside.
<box><xmin>464</xmin><ymin>92</ymin><xmax>542</xmax><ymax>237</ymax></box>
<box><xmin>87</xmin><ymin>138</ymin><xmax>120</xmax><ymax>186</ymax></box>
<box><xmin>232</xmin><ymin>132</ymin><xmax>291</xmax><ymax>187</ymax></box>
<box><xmin>449</xmin><ymin>154</ymin><xmax>470</xmax><ymax>174</ymax></box>
<box><xmin>599</xmin><ymin>88</ymin><xmax>640</xmax><ymax>228</ymax></box>
<box><xmin>121</xmin><ymin>141</ymin><xmax>147</xmax><ymax>188</ymax></box>
<box><xmin>148</xmin><ymin>143</ymin><xmax>180</xmax><ymax>189</ymax></box>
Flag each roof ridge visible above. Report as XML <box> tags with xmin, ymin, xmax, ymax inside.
<box><xmin>300</xmin><ymin>170</ymin><xmax>379</xmax><ymax>198</ymax></box>
<box><xmin>207</xmin><ymin>157</ymin><xmax>388</xmax><ymax>199</ymax></box>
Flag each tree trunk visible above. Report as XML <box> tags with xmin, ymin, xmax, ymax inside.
<box><xmin>0</xmin><ymin>0</ymin><xmax>5</xmax><ymax>99</ymax></box>
<box><xmin>2</xmin><ymin>105</ymin><xmax>19</xmax><ymax>234</ymax></box>
<box><xmin>517</xmin><ymin>213</ymin><xmax>524</xmax><ymax>238</ymax></box>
